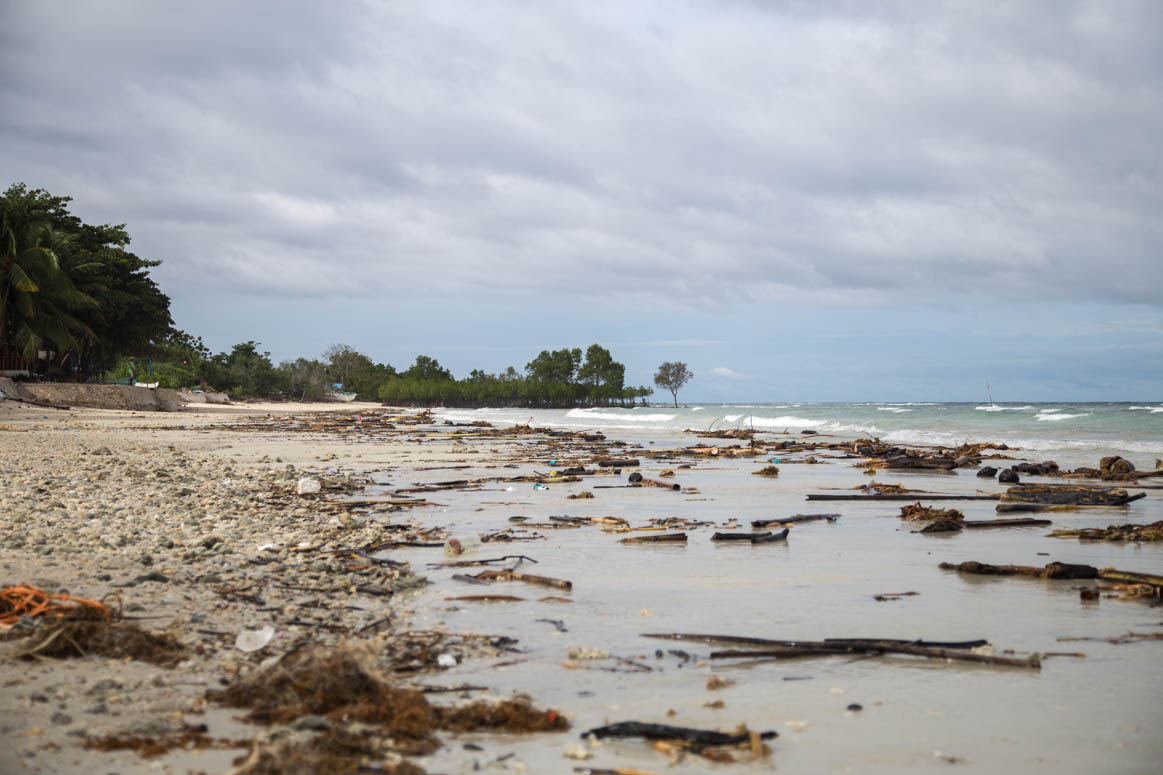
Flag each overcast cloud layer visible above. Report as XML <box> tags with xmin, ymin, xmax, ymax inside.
<box><xmin>2</xmin><ymin>1</ymin><xmax>1160</xmax><ymax>399</ymax></box>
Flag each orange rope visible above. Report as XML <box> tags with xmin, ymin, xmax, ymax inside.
<box><xmin>0</xmin><ymin>583</ymin><xmax>109</xmax><ymax>629</ymax></box>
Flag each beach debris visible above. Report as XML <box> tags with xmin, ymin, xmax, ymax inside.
<box><xmin>568</xmin><ymin>647</ymin><xmax>611</xmax><ymax>660</ymax></box>
<box><xmin>711</xmin><ymin>529</ymin><xmax>788</xmax><ymax>543</ymax></box>
<box><xmin>1048</xmin><ymin>521</ymin><xmax>1163</xmax><ymax>542</ymax></box>
<box><xmin>899</xmin><ymin>503</ymin><xmax>965</xmax><ymax>522</ymax></box>
<box><xmin>940</xmin><ymin>561</ymin><xmax>1163</xmax><ymax>599</ymax></box>
<box><xmin>468</xmin><ymin>569</ymin><xmax>573</xmax><ymax>590</ymax></box>
<box><xmin>598</xmin><ymin>458</ymin><xmax>640</xmax><ymax>467</ymax></box>
<box><xmin>752</xmin><ymin>513</ymin><xmax>839</xmax><ymax>527</ymax></box>
<box><xmin>209</xmin><ymin>643</ymin><xmax>568</xmax><ymax>757</ymax></box>
<box><xmin>997</xmin><ymin>485</ymin><xmax>1146</xmax><ymax>513</ymax></box>
<box><xmin>4</xmin><ymin>618</ymin><xmax>187</xmax><ymax>666</ymax></box>
<box><xmin>444</xmin><ymin>535</ymin><xmax>482</xmax><ymax>555</ymax></box>
<box><xmin>235</xmin><ymin>625</ymin><xmax>275</xmax><ymax>653</ymax></box>
<box><xmin>855</xmin><ymin>482</ymin><xmax>919</xmax><ymax>494</ymax></box>
<box><xmin>874</xmin><ymin>591</ymin><xmax>919</xmax><ymax>602</ymax></box>
<box><xmin>444</xmin><ymin>594</ymin><xmax>526</xmax><ymax>603</ymax></box>
<box><xmin>962</xmin><ymin>518</ymin><xmax>1052</xmax><ymax>529</ymax></box>
<box><xmin>568</xmin><ymin>490</ymin><xmax>596</xmax><ymax>499</ymax></box>
<box><xmin>1056</xmin><ymin>631</ymin><xmax>1163</xmax><ymax>645</ymax></box>
<box><xmin>640</xmin><ymin>633</ymin><xmax>1037</xmax><ymax>668</ymax></box>
<box><xmin>620</xmin><ymin>533</ymin><xmax>688</xmax><ymax>544</ymax></box>
<box><xmin>582</xmin><ymin>720</ymin><xmax>776</xmax><ymax>747</ymax></box>
<box><xmin>296</xmin><ymin>477</ymin><xmax>321</xmax><ymax>495</ymax></box>
<box><xmin>0</xmin><ymin>583</ymin><xmax>108</xmax><ymax>628</ymax></box>
<box><xmin>753</xmin><ymin>466</ymin><xmax>780</xmax><ymax>477</ymax></box>
<box><xmin>939</xmin><ymin>561</ymin><xmax>1098</xmax><ymax>579</ymax></box>
<box><xmin>433</xmin><ymin>555</ymin><xmax>538</xmax><ymax>568</ymax></box>
<box><xmin>84</xmin><ymin>722</ymin><xmax>248</xmax><ymax>759</ymax></box>
<box><xmin>807</xmin><ymin>493</ymin><xmax>997</xmax><ymax>501</ymax></box>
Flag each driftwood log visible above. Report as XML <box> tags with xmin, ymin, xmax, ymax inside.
<box><xmin>639</xmin><ymin>633</ymin><xmax>1037</xmax><ymax>668</ymax></box>
<box><xmin>752</xmin><ymin>514</ymin><xmax>839</xmax><ymax>527</ymax></box>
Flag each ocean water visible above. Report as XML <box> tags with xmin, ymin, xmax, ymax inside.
<box><xmin>433</xmin><ymin>402</ymin><xmax>1163</xmax><ymax>470</ymax></box>
<box><xmin>400</xmin><ymin>401</ymin><xmax>1163</xmax><ymax>773</ymax></box>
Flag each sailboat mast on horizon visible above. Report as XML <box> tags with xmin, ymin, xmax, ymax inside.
<box><xmin>987</xmin><ymin>383</ymin><xmax>995</xmax><ymax>407</ymax></box>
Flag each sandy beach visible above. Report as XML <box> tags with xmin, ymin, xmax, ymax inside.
<box><xmin>2</xmin><ymin>399</ymin><xmax>1161</xmax><ymax>774</ymax></box>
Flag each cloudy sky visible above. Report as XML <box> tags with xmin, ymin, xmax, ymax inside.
<box><xmin>3</xmin><ymin>1</ymin><xmax>1160</xmax><ymax>400</ymax></box>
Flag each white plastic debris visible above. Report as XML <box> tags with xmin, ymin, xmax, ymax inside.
<box><xmin>437</xmin><ymin>653</ymin><xmax>457</xmax><ymax>668</ymax></box>
<box><xmin>562</xmin><ymin>744</ymin><xmax>592</xmax><ymax>760</ymax></box>
<box><xmin>235</xmin><ymin>625</ymin><xmax>275</xmax><ymax>653</ymax></box>
<box><xmin>296</xmin><ymin>477</ymin><xmax>321</xmax><ymax>495</ymax></box>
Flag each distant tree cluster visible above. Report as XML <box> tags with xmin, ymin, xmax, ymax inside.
<box><xmin>378</xmin><ymin>344</ymin><xmax>652</xmax><ymax>407</ymax></box>
<box><xmin>2</xmin><ymin>182</ymin><xmax>691</xmax><ymax>408</ymax></box>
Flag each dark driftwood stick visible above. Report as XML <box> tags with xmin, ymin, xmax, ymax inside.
<box><xmin>711</xmin><ymin>529</ymin><xmax>789</xmax><ymax>543</ymax></box>
<box><xmin>581</xmin><ymin>721</ymin><xmax>777</xmax><ymax>745</ymax></box>
<box><xmin>707</xmin><ymin>641</ymin><xmax>1038</xmax><ymax>669</ymax></box>
<box><xmin>752</xmin><ymin>513</ymin><xmax>840</xmax><ymax>527</ymax></box>
<box><xmin>962</xmin><ymin>518</ymin><xmax>1052</xmax><ymax>528</ymax></box>
<box><xmin>807</xmin><ymin>494</ymin><xmax>999</xmax><ymax>501</ymax></box>
<box><xmin>939</xmin><ymin>560</ymin><xmax>1100</xmax><ymax>579</ymax></box>
<box><xmin>641</xmin><ymin>633</ymin><xmax>987</xmax><ymax>649</ymax></box>
<box><xmin>620</xmin><ymin>533</ymin><xmax>688</xmax><ymax>544</ymax></box>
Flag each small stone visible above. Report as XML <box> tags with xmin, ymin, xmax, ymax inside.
<box><xmin>291</xmin><ymin>715</ymin><xmax>332</xmax><ymax>731</ymax></box>
<box><xmin>51</xmin><ymin>712</ymin><xmax>72</xmax><ymax>725</ymax></box>
<box><xmin>847</xmin><ymin>703</ymin><xmax>863</xmax><ymax>712</ymax></box>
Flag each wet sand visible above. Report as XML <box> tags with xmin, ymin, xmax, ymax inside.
<box><xmin>1</xmin><ymin>401</ymin><xmax>1160</xmax><ymax>774</ymax></box>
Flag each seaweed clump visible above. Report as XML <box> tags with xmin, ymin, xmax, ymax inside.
<box><xmin>752</xmin><ymin>466</ymin><xmax>780</xmax><ymax>477</ymax></box>
<box><xmin>5</xmin><ymin>619</ymin><xmax>187</xmax><ymax>666</ymax></box>
<box><xmin>209</xmin><ymin>644</ymin><xmax>568</xmax><ymax>765</ymax></box>
<box><xmin>899</xmin><ymin>502</ymin><xmax>964</xmax><ymax>522</ymax></box>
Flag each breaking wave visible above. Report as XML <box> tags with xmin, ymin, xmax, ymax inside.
<box><xmin>1035</xmin><ymin>412</ymin><xmax>1090</xmax><ymax>422</ymax></box>
<box><xmin>975</xmin><ymin>405</ymin><xmax>1034</xmax><ymax>412</ymax></box>
<box><xmin>749</xmin><ymin>415</ymin><xmax>826</xmax><ymax>428</ymax></box>
<box><xmin>877</xmin><ymin>407</ymin><xmax>913</xmax><ymax>413</ymax></box>
<box><xmin>565</xmin><ymin>409</ymin><xmax>675</xmax><ymax>422</ymax></box>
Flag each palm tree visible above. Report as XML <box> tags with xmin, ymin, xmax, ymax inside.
<box><xmin>1</xmin><ymin>190</ymin><xmax>95</xmax><ymax>364</ymax></box>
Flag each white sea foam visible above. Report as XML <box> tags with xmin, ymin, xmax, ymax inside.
<box><xmin>1039</xmin><ymin>408</ymin><xmax>1063</xmax><ymax>414</ymax></box>
<box><xmin>565</xmin><ymin>409</ymin><xmax>675</xmax><ymax>421</ymax></box>
<box><xmin>877</xmin><ymin>407</ymin><xmax>913</xmax><ymax>413</ymax></box>
<box><xmin>975</xmin><ymin>405</ymin><xmax>1034</xmax><ymax>412</ymax></box>
<box><xmin>749</xmin><ymin>415</ymin><xmax>826</xmax><ymax>428</ymax></box>
<box><xmin>1035</xmin><ymin>412</ymin><xmax>1090</xmax><ymax>422</ymax></box>
<box><xmin>723</xmin><ymin>414</ymin><xmax>742</xmax><ymax>422</ymax></box>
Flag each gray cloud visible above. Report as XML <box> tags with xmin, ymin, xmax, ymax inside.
<box><xmin>2</xmin><ymin>0</ymin><xmax>1161</xmax><ymax>317</ymax></box>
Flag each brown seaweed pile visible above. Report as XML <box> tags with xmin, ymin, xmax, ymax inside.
<box><xmin>209</xmin><ymin>644</ymin><xmax>568</xmax><ymax>762</ymax></box>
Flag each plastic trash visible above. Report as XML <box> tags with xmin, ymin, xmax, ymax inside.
<box><xmin>444</xmin><ymin>534</ymin><xmax>482</xmax><ymax>556</ymax></box>
<box><xmin>296</xmin><ymin>477</ymin><xmax>321</xmax><ymax>495</ymax></box>
<box><xmin>436</xmin><ymin>653</ymin><xmax>457</xmax><ymax>668</ymax></box>
<box><xmin>235</xmin><ymin>625</ymin><xmax>275</xmax><ymax>653</ymax></box>
<box><xmin>533</xmin><ymin>483</ymin><xmax>549</xmax><ymax>491</ymax></box>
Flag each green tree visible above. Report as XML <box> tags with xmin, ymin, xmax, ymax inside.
<box><xmin>213</xmin><ymin>341</ymin><xmax>285</xmax><ymax>397</ymax></box>
<box><xmin>1</xmin><ymin>183</ymin><xmax>172</xmax><ymax>375</ymax></box>
<box><xmin>280</xmin><ymin>358</ymin><xmax>329</xmax><ymax>400</ymax></box>
<box><xmin>402</xmin><ymin>355</ymin><xmax>453</xmax><ymax>381</ymax></box>
<box><xmin>1</xmin><ymin>185</ymin><xmax>96</xmax><ymax>363</ymax></box>
<box><xmin>653</xmin><ymin>361</ymin><xmax>693</xmax><ymax>407</ymax></box>
<box><xmin>525</xmin><ymin>347</ymin><xmax>581</xmax><ymax>385</ymax></box>
<box><xmin>577</xmin><ymin>343</ymin><xmax>626</xmax><ymax>404</ymax></box>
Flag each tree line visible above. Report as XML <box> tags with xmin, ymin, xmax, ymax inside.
<box><xmin>2</xmin><ymin>183</ymin><xmax>693</xmax><ymax>406</ymax></box>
